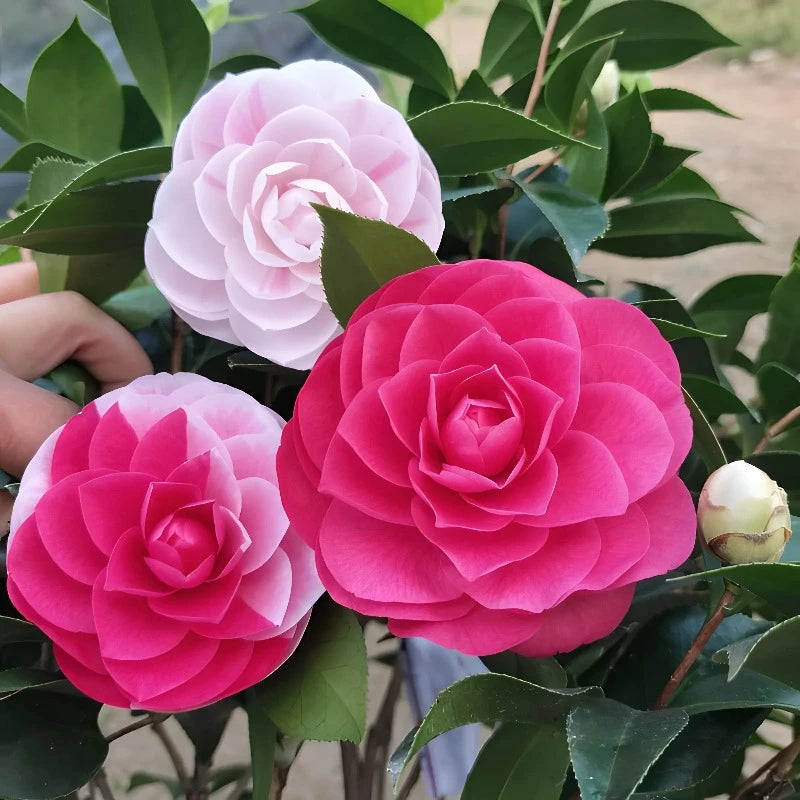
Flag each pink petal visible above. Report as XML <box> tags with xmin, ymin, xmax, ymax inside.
<box><xmin>149</xmin><ymin>570</ymin><xmax>242</xmax><ymax>623</ymax></box>
<box><xmin>226</xmin><ymin>271</ymin><xmax>322</xmax><ymax>330</ymax></box>
<box><xmin>54</xmin><ymin>646</ymin><xmax>132</xmax><ymax>708</ymax></box>
<box><xmin>238</xmin><ymin>477</ymin><xmax>289</xmax><ymax>573</ymax></box>
<box><xmin>378</xmin><ymin>360</ymin><xmax>439</xmax><ymax>455</ymax></box>
<box><xmin>485</xmin><ymin>297</ymin><xmax>580</xmax><ymax>347</ymax></box>
<box><xmin>282</xmin><ymin>59</ymin><xmax>378</xmax><ymax>103</ymax></box>
<box><xmin>87</xmin><ymin>403</ymin><xmax>139</xmax><ymax>471</ymax></box>
<box><xmin>225</xmin><ymin>243</ymin><xmax>308</xmax><ymax>299</ymax></box>
<box><xmin>237</xmin><ymin>547</ymin><xmax>292</xmax><ymax>627</ymax></box>
<box><xmin>50</xmin><ymin>404</ymin><xmax>100</xmax><ymax>483</ymax></box>
<box><xmin>439</xmin><ymin>327</ymin><xmax>529</xmax><ymax>377</ymax></box>
<box><xmin>225</xmin><ymin>433</ymin><xmax>280</xmax><ymax>482</ymax></box>
<box><xmin>130</xmin><ymin>409</ymin><xmax>189</xmax><ymax>479</ymax></box>
<box><xmin>142</xmin><ymin>482</ymin><xmax>202</xmax><ymax>535</ymax></box>
<box><xmin>255</xmin><ymin>105</ymin><xmax>350</xmax><ymax>151</ymax></box>
<box><xmin>398</xmin><ymin>305</ymin><xmax>487</xmax><ymax>368</ymax></box>
<box><xmin>105</xmin><ymin>528</ymin><xmax>170</xmax><ymax>597</ymax></box>
<box><xmin>194</xmin><ymin>144</ymin><xmax>248</xmax><ymax>244</ymax></box>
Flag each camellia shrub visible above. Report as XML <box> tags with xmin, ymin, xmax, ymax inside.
<box><xmin>1</xmin><ymin>1</ymin><xmax>800</xmax><ymax>799</ymax></box>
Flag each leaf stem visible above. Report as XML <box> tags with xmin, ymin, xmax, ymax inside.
<box><xmin>152</xmin><ymin>719</ymin><xmax>193</xmax><ymax>796</ymax></box>
<box><xmin>91</xmin><ymin>768</ymin><xmax>116</xmax><ymax>800</ymax></box>
<box><xmin>652</xmin><ymin>585</ymin><xmax>737</xmax><ymax>709</ymax></box>
<box><xmin>753</xmin><ymin>405</ymin><xmax>800</xmax><ymax>454</ymax></box>
<box><xmin>105</xmin><ymin>713</ymin><xmax>170</xmax><ymax>743</ymax></box>
<box><xmin>523</xmin><ymin>0</ymin><xmax>562</xmax><ymax>118</ymax></box>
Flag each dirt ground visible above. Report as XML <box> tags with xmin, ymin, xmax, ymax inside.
<box><xmin>103</xmin><ymin>5</ymin><xmax>800</xmax><ymax>799</ymax></box>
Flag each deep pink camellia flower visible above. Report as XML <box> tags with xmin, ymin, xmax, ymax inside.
<box><xmin>6</xmin><ymin>374</ymin><xmax>323</xmax><ymax>711</ymax></box>
<box><xmin>277</xmin><ymin>260</ymin><xmax>696</xmax><ymax>657</ymax></box>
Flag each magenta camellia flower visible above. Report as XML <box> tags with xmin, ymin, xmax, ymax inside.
<box><xmin>145</xmin><ymin>60</ymin><xmax>444</xmax><ymax>370</ymax></box>
<box><xmin>6</xmin><ymin>373</ymin><xmax>323</xmax><ymax>711</ymax></box>
<box><xmin>277</xmin><ymin>260</ymin><xmax>696</xmax><ymax>657</ymax></box>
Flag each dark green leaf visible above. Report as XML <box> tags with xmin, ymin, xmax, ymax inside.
<box><xmin>121</xmin><ymin>85</ymin><xmax>162</xmax><ymax>151</ymax></box>
<box><xmin>722</xmin><ymin>616</ymin><xmax>800</xmax><ymax>689</ymax></box>
<box><xmin>462</xmin><ymin>722</ymin><xmax>570</xmax><ymax>800</ymax></box>
<box><xmin>568</xmin><ymin>699</ymin><xmax>689</xmax><ymax>800</ymax></box>
<box><xmin>642</xmin><ymin>88</ymin><xmax>737</xmax><ymax>118</ymax></box>
<box><xmin>683</xmin><ymin>386</ymin><xmax>727</xmax><ymax>471</ymax></box>
<box><xmin>28</xmin><ymin>158</ymin><xmax>87</xmax><ymax>207</ymax></box>
<box><xmin>379</xmin><ymin>0</ymin><xmax>446</xmax><ymax>26</ymax></box>
<box><xmin>511</xmin><ymin>175</ymin><xmax>608</xmax><ymax>264</ymax></box>
<box><xmin>0</xmin><ymin>691</ymin><xmax>107</xmax><ymax>800</ymax></box>
<box><xmin>101</xmin><ymin>284</ymin><xmax>170</xmax><ymax>330</ymax></box>
<box><xmin>456</xmin><ymin>70</ymin><xmax>502</xmax><ymax>104</ymax></box>
<box><xmin>209</xmin><ymin>54</ymin><xmax>280</xmax><ymax>80</ymax></box>
<box><xmin>563</xmin><ymin>93</ymin><xmax>608</xmax><ymax>198</ymax></box>
<box><xmin>602</xmin><ymin>89</ymin><xmax>651</xmax><ymax>199</ymax></box>
<box><xmin>26</xmin><ymin>18</ymin><xmax>123</xmax><ymax>160</ymax></box>
<box><xmin>388</xmin><ymin>673</ymin><xmax>601</xmax><ymax>785</ymax></box>
<box><xmin>0</xmin><ymin>247</ymin><xmax>21</xmax><ymax>266</ymax></box>
<box><xmin>481</xmin><ymin>654</ymin><xmax>567</xmax><ymax>688</ymax></box>
<box><xmin>296</xmin><ymin>0</ymin><xmax>454</xmax><ymax>97</ymax></box>
<box><xmin>83</xmin><ymin>0</ymin><xmax>109</xmax><ymax>16</ymax></box>
<box><xmin>48</xmin><ymin>362</ymin><xmax>99</xmax><ymax>406</ymax></box>
<box><xmin>757</xmin><ymin>363</ymin><xmax>800</xmax><ymax>429</ymax></box>
<box><xmin>406</xmin><ymin>83</ymin><xmax>450</xmax><ymax>116</ymax></box>
<box><xmin>257</xmin><ymin>596</ymin><xmax>367</xmax><ymax>742</ymax></box>
<box><xmin>597</xmin><ymin>197</ymin><xmax>759</xmax><ymax>257</ymax></box>
<box><xmin>639</xmin><ymin>166</ymin><xmax>719</xmax><ymax>201</ymax></box>
<box><xmin>760</xmin><ymin>238</ymin><xmax>800</xmax><ymax>372</ymax></box>
<box><xmin>109</xmin><ymin>0</ymin><xmax>211</xmax><ymax>142</ymax></box>
<box><xmin>0</xmin><ymin>84</ymin><xmax>28</xmax><ymax>141</ymax></box>
<box><xmin>0</xmin><ymin>143</ymin><xmax>75</xmax><ymax>174</ymax></box>
<box><xmin>209</xmin><ymin>764</ymin><xmax>249</xmax><ymax>794</ymax></box>
<box><xmin>648</xmin><ymin>318</ymin><xmax>725</xmax><ymax>343</ymax></box>
<box><xmin>409</xmin><ymin>101</ymin><xmax>586</xmax><ymax>176</ymax></box>
<box><xmin>681</xmin><ymin>375</ymin><xmax>749</xmax><ymax>420</ymax></box>
<box><xmin>0</xmin><ymin>668</ymin><xmax>62</xmax><ymax>695</ymax></box>
<box><xmin>747</xmin><ymin>452</ymin><xmax>800</xmax><ymax>507</ymax></box>
<box><xmin>0</xmin><ymin>616</ymin><xmax>45</xmax><ymax>646</ymax></box>
<box><xmin>176</xmin><ymin>698</ymin><xmax>237</xmax><ymax>764</ymax></box>
<box><xmin>623</xmin><ymin>136</ymin><xmax>696</xmax><ymax>197</ymax></box>
<box><xmin>317</xmin><ymin>206</ymin><xmax>438</xmax><ymax>327</ymax></box>
<box><xmin>545</xmin><ymin>34</ymin><xmax>618</xmax><ymax>130</ymax></box>
<box><xmin>0</xmin><ymin>181</ymin><xmax>158</xmax><ymax>255</ymax></box>
<box><xmin>566</xmin><ymin>0</ymin><xmax>735</xmax><ymax>71</ymax></box>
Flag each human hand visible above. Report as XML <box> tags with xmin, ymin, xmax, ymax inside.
<box><xmin>0</xmin><ymin>260</ymin><xmax>153</xmax><ymax>533</ymax></box>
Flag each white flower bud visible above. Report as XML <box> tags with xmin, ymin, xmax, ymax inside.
<box><xmin>698</xmin><ymin>460</ymin><xmax>791</xmax><ymax>565</ymax></box>
<box><xmin>591</xmin><ymin>60</ymin><xmax>620</xmax><ymax>112</ymax></box>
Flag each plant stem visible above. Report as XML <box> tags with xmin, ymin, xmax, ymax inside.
<box><xmin>652</xmin><ymin>586</ymin><xmax>737</xmax><ymax>709</ymax></box>
<box><xmin>170</xmin><ymin>312</ymin><xmax>186</xmax><ymax>374</ymax></box>
<box><xmin>152</xmin><ymin>720</ymin><xmax>193</xmax><ymax>796</ymax></box>
<box><xmin>105</xmin><ymin>713</ymin><xmax>170</xmax><ymax>743</ymax></box>
<box><xmin>523</xmin><ymin>0</ymin><xmax>562</xmax><ymax>118</ymax></box>
<box><xmin>753</xmin><ymin>405</ymin><xmax>800</xmax><ymax>454</ymax></box>
<box><xmin>91</xmin><ymin>768</ymin><xmax>116</xmax><ymax>800</ymax></box>
<box><xmin>523</xmin><ymin>150</ymin><xmax>562</xmax><ymax>184</ymax></box>
<box><xmin>731</xmin><ymin>736</ymin><xmax>800</xmax><ymax>800</ymax></box>
<box><xmin>395</xmin><ymin>761</ymin><xmax>422</xmax><ymax>800</ymax></box>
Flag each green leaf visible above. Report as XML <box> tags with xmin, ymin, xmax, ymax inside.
<box><xmin>563</xmin><ymin>93</ymin><xmax>608</xmax><ymax>198</ymax></box>
<box><xmin>295</xmin><ymin>0</ymin><xmax>454</xmax><ymax>97</ymax></box>
<box><xmin>128</xmin><ymin>772</ymin><xmax>181</xmax><ymax>798</ymax></box>
<box><xmin>0</xmin><ymin>668</ymin><xmax>62</xmax><ymax>695</ymax></box>
<box><xmin>681</xmin><ymin>375</ymin><xmax>749</xmax><ymax>420</ymax></box>
<box><xmin>409</xmin><ymin>101</ymin><xmax>587</xmax><ymax>176</ymax></box>
<box><xmin>0</xmin><ymin>247</ymin><xmax>21</xmax><ymax>266</ymax></box>
<box><xmin>568</xmin><ymin>699</ymin><xmax>689</xmax><ymax>800</ymax></box>
<box><xmin>0</xmin><ymin>691</ymin><xmax>107</xmax><ymax>800</ymax></box>
<box><xmin>642</xmin><ymin>88</ymin><xmax>737</xmax><ymax>118</ymax></box>
<box><xmin>640</xmin><ymin>166</ymin><xmax>720</xmax><ymax>201</ymax></box>
<box><xmin>0</xmin><ymin>84</ymin><xmax>28</xmax><ymax>141</ymax></box>
<box><xmin>511</xmin><ymin>174</ymin><xmax>608</xmax><ymax>265</ymax></box>
<box><xmin>65</xmin><ymin>249</ymin><xmax>147</xmax><ymax>305</ymax></box>
<box><xmin>379</xmin><ymin>0</ymin><xmax>446</xmax><ymax>26</ymax></box>
<box><xmin>0</xmin><ymin>143</ymin><xmax>76</xmax><ymax>174</ymax></box>
<box><xmin>121</xmin><ymin>85</ymin><xmax>163</xmax><ymax>151</ymax></box>
<box><xmin>407</xmin><ymin>83</ymin><xmax>450</xmax><ymax>116</ymax></box>
<box><xmin>757</xmin><ymin>363</ymin><xmax>800</xmax><ymax>429</ymax></box>
<box><xmin>176</xmin><ymin>698</ymin><xmax>238</xmax><ymax>765</ymax></box>
<box><xmin>462</xmin><ymin>722</ymin><xmax>570</xmax><ymax>800</ymax></box>
<box><xmin>602</xmin><ymin>89</ymin><xmax>651</xmax><ymax>199</ymax></box>
<box><xmin>316</xmin><ymin>206</ymin><xmax>439</xmax><ymax>327</ymax></box>
<box><xmin>108</xmin><ymin>0</ymin><xmax>211</xmax><ymax>143</ymax></box>
<box><xmin>481</xmin><ymin>654</ymin><xmax>567</xmax><ymax>688</ymax></box>
<box><xmin>257</xmin><ymin>596</ymin><xmax>367</xmax><ymax>741</ymax></box>
<box><xmin>0</xmin><ymin>181</ymin><xmax>158</xmax><ymax>255</ymax></box>
<box><xmin>623</xmin><ymin>136</ymin><xmax>696</xmax><ymax>197</ymax></box>
<box><xmin>683</xmin><ymin>386</ymin><xmax>727</xmax><ymax>471</ymax></box>
<box><xmin>26</xmin><ymin>18</ymin><xmax>123</xmax><ymax>161</ymax></box>
<box><xmin>388</xmin><ymin>673</ymin><xmax>601</xmax><ymax>785</ymax></box>
<box><xmin>48</xmin><ymin>362</ymin><xmax>99</xmax><ymax>406</ymax></box>
<box><xmin>759</xmin><ymin>238</ymin><xmax>800</xmax><ymax>372</ymax></box>
<box><xmin>747</xmin><ymin>452</ymin><xmax>800</xmax><ymax>508</ymax></box>
<box><xmin>596</xmin><ymin>197</ymin><xmax>759</xmax><ymax>257</ymax></box>
<box><xmin>456</xmin><ymin>70</ymin><xmax>503</xmax><ymax>104</ymax></box>
<box><xmin>0</xmin><ymin>617</ymin><xmax>45</xmax><ymax>646</ymax></box>
<box><xmin>245</xmin><ymin>690</ymin><xmax>275</xmax><ymax>800</ymax></box>
<box><xmin>83</xmin><ymin>0</ymin><xmax>110</xmax><ymax>16</ymax></box>
<box><xmin>647</xmin><ymin>317</ymin><xmax>725</xmax><ymax>343</ymax></box>
<box><xmin>722</xmin><ymin>616</ymin><xmax>800</xmax><ymax>690</ymax></box>
<box><xmin>101</xmin><ymin>284</ymin><xmax>170</xmax><ymax>330</ymax></box>
<box><xmin>566</xmin><ymin>0</ymin><xmax>735</xmax><ymax>71</ymax></box>
<box><xmin>209</xmin><ymin>54</ymin><xmax>280</xmax><ymax>81</ymax></box>
<box><xmin>28</xmin><ymin>158</ymin><xmax>87</xmax><ymax>207</ymax></box>
<box><xmin>545</xmin><ymin>33</ymin><xmax>618</xmax><ymax>131</ymax></box>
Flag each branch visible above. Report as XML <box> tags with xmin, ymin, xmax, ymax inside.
<box><xmin>753</xmin><ymin>405</ymin><xmax>800</xmax><ymax>455</ymax></box>
<box><xmin>652</xmin><ymin>586</ymin><xmax>737</xmax><ymax>709</ymax></box>
<box><xmin>91</xmin><ymin>768</ymin><xmax>116</xmax><ymax>800</ymax></box>
<box><xmin>523</xmin><ymin>0</ymin><xmax>562</xmax><ymax>118</ymax></box>
<box><xmin>170</xmin><ymin>312</ymin><xmax>186</xmax><ymax>374</ymax></box>
<box><xmin>105</xmin><ymin>713</ymin><xmax>170</xmax><ymax>743</ymax></box>
<box><xmin>152</xmin><ymin>720</ymin><xmax>192</xmax><ymax>796</ymax></box>
<box><xmin>731</xmin><ymin>736</ymin><xmax>800</xmax><ymax>800</ymax></box>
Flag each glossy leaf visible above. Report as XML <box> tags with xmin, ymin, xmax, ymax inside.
<box><xmin>0</xmin><ymin>691</ymin><xmax>107</xmax><ymax>800</ymax></box>
<box><xmin>389</xmin><ymin>673</ymin><xmax>601</xmax><ymax>785</ymax></box>
<box><xmin>566</xmin><ymin>0</ymin><xmax>735</xmax><ymax>71</ymax></box>
<box><xmin>642</xmin><ymin>88</ymin><xmax>737</xmax><ymax>118</ymax></box>
<box><xmin>379</xmin><ymin>0</ymin><xmax>446</xmax><ymax>26</ymax></box>
<box><xmin>568</xmin><ymin>699</ymin><xmax>689</xmax><ymax>800</ymax></box>
<box><xmin>757</xmin><ymin>363</ymin><xmax>800</xmax><ymax>429</ymax></box>
<box><xmin>27</xmin><ymin>158</ymin><xmax>87</xmax><ymax>207</ymax></box>
<box><xmin>108</xmin><ymin>0</ymin><xmax>211</xmax><ymax>142</ymax></box>
<box><xmin>640</xmin><ymin>166</ymin><xmax>719</xmax><ymax>201</ymax></box>
<box><xmin>246</xmin><ymin>689</ymin><xmax>276</xmax><ymax>800</ymax></box>
<box><xmin>456</xmin><ymin>70</ymin><xmax>503</xmax><ymax>104</ymax></box>
<box><xmin>0</xmin><ymin>668</ymin><xmax>62</xmax><ymax>694</ymax></box>
<box><xmin>481</xmin><ymin>654</ymin><xmax>567</xmax><ymax>688</ymax></box>
<box><xmin>176</xmin><ymin>698</ymin><xmax>237</xmax><ymax>764</ymax></box>
<box><xmin>647</xmin><ymin>318</ymin><xmax>724</xmax><ymax>343</ymax></box>
<box><xmin>83</xmin><ymin>0</ymin><xmax>109</xmax><ymax>16</ymax></box>
<box><xmin>597</xmin><ymin>197</ymin><xmax>758</xmax><ymax>257</ymax></box>
<box><xmin>102</xmin><ymin>284</ymin><xmax>170</xmax><ymax>330</ymax></box>
<box><xmin>257</xmin><ymin>596</ymin><xmax>367</xmax><ymax>741</ymax></box>
<box><xmin>209</xmin><ymin>54</ymin><xmax>280</xmax><ymax>80</ymax></box>
<box><xmin>0</xmin><ymin>142</ymin><xmax>77</xmax><ymax>173</ymax></box>
<box><xmin>563</xmin><ymin>93</ymin><xmax>608</xmax><ymax>198</ymax></box>
<box><xmin>409</xmin><ymin>101</ymin><xmax>586</xmax><ymax>176</ymax></box>
<box><xmin>316</xmin><ymin>206</ymin><xmax>439</xmax><ymax>327</ymax></box>
<box><xmin>681</xmin><ymin>375</ymin><xmax>749</xmax><ymax>420</ymax></box>
<box><xmin>462</xmin><ymin>722</ymin><xmax>569</xmax><ymax>800</ymax></box>
<box><xmin>760</xmin><ymin>238</ymin><xmax>800</xmax><ymax>372</ymax></box>
<box><xmin>721</xmin><ymin>617</ymin><xmax>800</xmax><ymax>690</ymax></box>
<box><xmin>0</xmin><ymin>84</ymin><xmax>28</xmax><ymax>141</ymax></box>
<box><xmin>296</xmin><ymin>0</ymin><xmax>454</xmax><ymax>97</ymax></box>
<box><xmin>602</xmin><ymin>90</ymin><xmax>651</xmax><ymax>199</ymax></box>
<box><xmin>683</xmin><ymin>387</ymin><xmax>727</xmax><ymax>471</ymax></box>
<box><xmin>121</xmin><ymin>85</ymin><xmax>162</xmax><ymax>151</ymax></box>
<box><xmin>511</xmin><ymin>175</ymin><xmax>608</xmax><ymax>265</ymax></box>
<box><xmin>406</xmin><ymin>83</ymin><xmax>450</xmax><ymax>116</ymax></box>
<box><xmin>0</xmin><ymin>617</ymin><xmax>45</xmax><ymax>646</ymax></box>
<box><xmin>624</xmin><ymin>136</ymin><xmax>696</xmax><ymax>197</ymax></box>
<box><xmin>26</xmin><ymin>18</ymin><xmax>123</xmax><ymax>160</ymax></box>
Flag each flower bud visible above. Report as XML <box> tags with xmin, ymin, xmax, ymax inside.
<box><xmin>698</xmin><ymin>460</ymin><xmax>791</xmax><ymax>565</ymax></box>
<box><xmin>591</xmin><ymin>60</ymin><xmax>620</xmax><ymax>112</ymax></box>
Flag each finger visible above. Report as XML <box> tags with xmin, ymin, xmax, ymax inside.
<box><xmin>1</xmin><ymin>490</ymin><xmax>12</xmax><ymax>538</ymax></box>
<box><xmin>0</xmin><ymin>260</ymin><xmax>39</xmax><ymax>304</ymax></box>
<box><xmin>0</xmin><ymin>290</ymin><xmax>153</xmax><ymax>391</ymax></box>
<box><xmin>0</xmin><ymin>371</ymin><xmax>78</xmax><ymax>478</ymax></box>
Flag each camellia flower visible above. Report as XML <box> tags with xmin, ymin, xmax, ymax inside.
<box><xmin>145</xmin><ymin>60</ymin><xmax>444</xmax><ymax>370</ymax></box>
<box><xmin>6</xmin><ymin>373</ymin><xmax>323</xmax><ymax>711</ymax></box>
<box><xmin>698</xmin><ymin>460</ymin><xmax>791</xmax><ymax>564</ymax></box>
<box><xmin>277</xmin><ymin>259</ymin><xmax>696</xmax><ymax>657</ymax></box>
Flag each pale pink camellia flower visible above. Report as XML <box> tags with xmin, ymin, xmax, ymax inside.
<box><xmin>277</xmin><ymin>259</ymin><xmax>697</xmax><ymax>657</ymax></box>
<box><xmin>145</xmin><ymin>60</ymin><xmax>444</xmax><ymax>370</ymax></box>
<box><xmin>6</xmin><ymin>373</ymin><xmax>323</xmax><ymax>711</ymax></box>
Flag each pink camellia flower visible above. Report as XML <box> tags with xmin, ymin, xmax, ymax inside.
<box><xmin>277</xmin><ymin>260</ymin><xmax>696</xmax><ymax>657</ymax></box>
<box><xmin>6</xmin><ymin>373</ymin><xmax>323</xmax><ymax>711</ymax></box>
<box><xmin>145</xmin><ymin>60</ymin><xmax>444</xmax><ymax>370</ymax></box>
